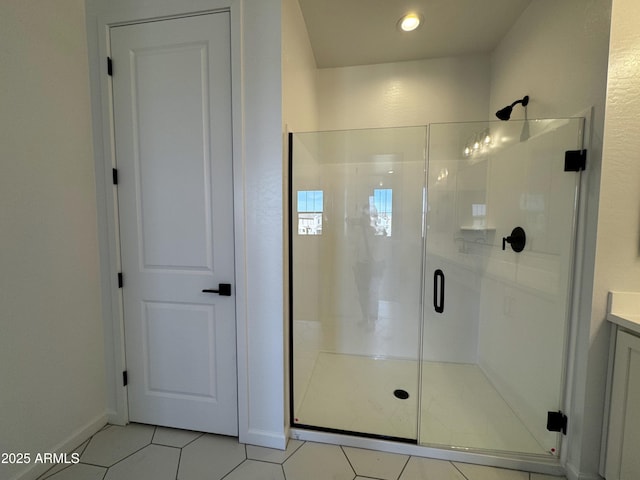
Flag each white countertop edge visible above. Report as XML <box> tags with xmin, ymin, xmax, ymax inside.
<box><xmin>607</xmin><ymin>291</ymin><xmax>640</xmax><ymax>335</ymax></box>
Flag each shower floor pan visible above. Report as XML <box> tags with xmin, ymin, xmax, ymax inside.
<box><xmin>294</xmin><ymin>352</ymin><xmax>548</xmax><ymax>456</ymax></box>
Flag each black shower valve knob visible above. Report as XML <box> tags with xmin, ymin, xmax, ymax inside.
<box><xmin>502</xmin><ymin>226</ymin><xmax>526</xmax><ymax>253</ymax></box>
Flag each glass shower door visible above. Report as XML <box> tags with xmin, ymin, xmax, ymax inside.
<box><xmin>290</xmin><ymin>127</ymin><xmax>426</xmax><ymax>441</ymax></box>
<box><xmin>420</xmin><ymin>118</ymin><xmax>584</xmax><ymax>456</ymax></box>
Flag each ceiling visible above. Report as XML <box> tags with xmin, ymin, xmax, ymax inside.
<box><xmin>297</xmin><ymin>0</ymin><xmax>532</xmax><ymax>68</ymax></box>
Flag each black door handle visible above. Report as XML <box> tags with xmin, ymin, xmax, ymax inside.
<box><xmin>434</xmin><ymin>269</ymin><xmax>444</xmax><ymax>314</ymax></box>
<box><xmin>202</xmin><ymin>283</ymin><xmax>232</xmax><ymax>296</ymax></box>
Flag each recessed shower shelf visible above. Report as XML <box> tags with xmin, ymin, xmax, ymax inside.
<box><xmin>459</xmin><ymin>226</ymin><xmax>496</xmax><ymax>232</ymax></box>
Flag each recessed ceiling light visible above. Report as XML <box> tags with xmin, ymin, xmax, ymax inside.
<box><xmin>399</xmin><ymin>13</ymin><xmax>422</xmax><ymax>32</ymax></box>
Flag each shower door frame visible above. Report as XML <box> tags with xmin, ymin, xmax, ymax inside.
<box><xmin>287</xmin><ymin>129</ymin><xmax>428</xmax><ymax>444</ymax></box>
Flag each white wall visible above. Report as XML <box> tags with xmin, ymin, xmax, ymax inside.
<box><xmin>317</xmin><ymin>55</ymin><xmax>491</xmax><ymax>130</ymax></box>
<box><xmin>598</xmin><ymin>1</ymin><xmax>640</xmax><ymax>339</ymax></box>
<box><xmin>239</xmin><ymin>0</ymin><xmax>286</xmax><ymax>448</ymax></box>
<box><xmin>597</xmin><ymin>0</ymin><xmax>640</xmax><ymax>476</ymax></box>
<box><xmin>488</xmin><ymin>1</ymin><xmax>612</xmax><ymax>478</ymax></box>
<box><xmin>282</xmin><ymin>0</ymin><xmax>318</xmax><ymax>133</ymax></box>
<box><xmin>0</xmin><ymin>2</ymin><xmax>107</xmax><ymax>479</ymax></box>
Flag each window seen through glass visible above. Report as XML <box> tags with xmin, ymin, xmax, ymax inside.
<box><xmin>297</xmin><ymin>190</ymin><xmax>323</xmax><ymax>235</ymax></box>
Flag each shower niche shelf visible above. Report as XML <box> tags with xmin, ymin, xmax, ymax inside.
<box><xmin>455</xmin><ymin>227</ymin><xmax>495</xmax><ymax>254</ymax></box>
<box><xmin>459</xmin><ymin>226</ymin><xmax>496</xmax><ymax>232</ymax></box>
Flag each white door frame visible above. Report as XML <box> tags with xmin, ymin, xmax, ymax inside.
<box><xmin>86</xmin><ymin>0</ymin><xmax>286</xmax><ymax>449</ymax></box>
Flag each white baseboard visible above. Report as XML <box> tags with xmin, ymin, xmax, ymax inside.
<box><xmin>241</xmin><ymin>428</ymin><xmax>287</xmax><ymax>450</ymax></box>
<box><xmin>106</xmin><ymin>409</ymin><xmax>127</xmax><ymax>426</ymax></box>
<box><xmin>12</xmin><ymin>412</ymin><xmax>108</xmax><ymax>480</ymax></box>
<box><xmin>565</xmin><ymin>462</ymin><xmax>604</xmax><ymax>480</ymax></box>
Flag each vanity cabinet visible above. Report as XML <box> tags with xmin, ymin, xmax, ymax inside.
<box><xmin>604</xmin><ymin>329</ymin><xmax>640</xmax><ymax>479</ymax></box>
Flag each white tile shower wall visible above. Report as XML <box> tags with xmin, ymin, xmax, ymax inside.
<box><xmin>291</xmin><ymin>136</ymin><xmax>323</xmax><ymax>324</ymax></box>
<box><xmin>423</xmin><ymin>135</ymin><xmax>484</xmax><ymax>364</ymax></box>
<box><xmin>489</xmin><ymin>1</ymin><xmax>611</xmax><ymax>476</ymax></box>
<box><xmin>289</xmin><ymin>55</ymin><xmax>492</xmax><ymax>367</ymax></box>
<box><xmin>422</xmin><ymin>257</ymin><xmax>481</xmax><ymax>364</ymax></box>
<box><xmin>292</xmin><ymin>128</ymin><xmax>427</xmax><ymax>361</ymax></box>
<box><xmin>476</xmin><ymin>119</ymin><xmax>582</xmax><ymax>452</ymax></box>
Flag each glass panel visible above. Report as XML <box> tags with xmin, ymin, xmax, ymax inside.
<box><xmin>291</xmin><ymin>127</ymin><xmax>427</xmax><ymax>440</ymax></box>
<box><xmin>420</xmin><ymin>118</ymin><xmax>584</xmax><ymax>456</ymax></box>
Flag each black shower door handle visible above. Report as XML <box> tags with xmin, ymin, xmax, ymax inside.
<box><xmin>434</xmin><ymin>269</ymin><xmax>445</xmax><ymax>314</ymax></box>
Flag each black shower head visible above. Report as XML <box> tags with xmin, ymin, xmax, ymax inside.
<box><xmin>495</xmin><ymin>106</ymin><xmax>513</xmax><ymax>121</ymax></box>
<box><xmin>495</xmin><ymin>95</ymin><xmax>529</xmax><ymax>121</ymax></box>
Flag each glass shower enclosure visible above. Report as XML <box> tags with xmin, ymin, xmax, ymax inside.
<box><xmin>289</xmin><ymin>127</ymin><xmax>426</xmax><ymax>441</ymax></box>
<box><xmin>289</xmin><ymin>117</ymin><xmax>584</xmax><ymax>458</ymax></box>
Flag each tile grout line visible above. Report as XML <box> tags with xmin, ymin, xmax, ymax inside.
<box><xmin>218</xmin><ymin>458</ymin><xmax>247</xmax><ymax>479</ymax></box>
<box><xmin>175</xmin><ymin>443</ymin><xmax>183</xmax><ymax>480</ymax></box>
<box><xmin>280</xmin><ymin>439</ymin><xmax>307</xmax><ymax>477</ymax></box>
<box><xmin>37</xmin><ymin>430</ymin><xmax>100</xmax><ymax>479</ymax></box>
<box><xmin>75</xmin><ymin>438</ymin><xmax>91</xmax><ymax>457</ymax></box>
<box><xmin>395</xmin><ymin>454</ymin><xmax>412</xmax><ymax>480</ymax></box>
<box><xmin>451</xmin><ymin>461</ymin><xmax>471</xmax><ymax>480</ymax></box>
<box><xmin>339</xmin><ymin>445</ymin><xmax>358</xmax><ymax>478</ymax></box>
<box><xmin>217</xmin><ymin>442</ymin><xmax>249</xmax><ymax>480</ymax></box>
<box><xmin>281</xmin><ymin>440</ymin><xmax>301</xmax><ymax>479</ymax></box>
<box><xmin>176</xmin><ymin>431</ymin><xmax>206</xmax><ymax>449</ymax></box>
<box><xmin>37</xmin><ymin>462</ymin><xmax>71</xmax><ymax>479</ymax></box>
<box><xmin>40</xmin><ymin>424</ymin><xmax>553</xmax><ymax>480</ymax></box>
<box><xmin>38</xmin><ymin>429</ymin><xmax>104</xmax><ymax>480</ymax></box>
<box><xmin>79</xmin><ymin>460</ymin><xmax>112</xmax><ymax>469</ymax></box>
<box><xmin>283</xmin><ymin>439</ymin><xmax>305</xmax><ymax>463</ymax></box>
<box><xmin>88</xmin><ymin>426</ymin><xmax>167</xmax><ymax>474</ymax></box>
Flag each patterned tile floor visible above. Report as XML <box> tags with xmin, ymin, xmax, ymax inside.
<box><xmin>37</xmin><ymin>423</ymin><xmax>566</xmax><ymax>480</ymax></box>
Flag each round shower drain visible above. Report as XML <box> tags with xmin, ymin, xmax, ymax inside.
<box><xmin>393</xmin><ymin>389</ymin><xmax>410</xmax><ymax>400</ymax></box>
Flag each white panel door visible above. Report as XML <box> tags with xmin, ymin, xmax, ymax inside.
<box><xmin>111</xmin><ymin>12</ymin><xmax>237</xmax><ymax>435</ymax></box>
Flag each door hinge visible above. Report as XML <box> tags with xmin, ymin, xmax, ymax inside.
<box><xmin>117</xmin><ymin>272</ymin><xmax>123</xmax><ymax>288</ymax></box>
<box><xmin>564</xmin><ymin>149</ymin><xmax>586</xmax><ymax>172</ymax></box>
<box><xmin>122</xmin><ymin>371</ymin><xmax>128</xmax><ymax>386</ymax></box>
<box><xmin>112</xmin><ymin>168</ymin><xmax>118</xmax><ymax>185</ymax></box>
<box><xmin>107</xmin><ymin>57</ymin><xmax>113</xmax><ymax>76</ymax></box>
<box><xmin>547</xmin><ymin>410</ymin><xmax>568</xmax><ymax>435</ymax></box>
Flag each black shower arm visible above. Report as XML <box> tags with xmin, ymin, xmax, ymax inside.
<box><xmin>510</xmin><ymin>96</ymin><xmax>529</xmax><ymax>108</ymax></box>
